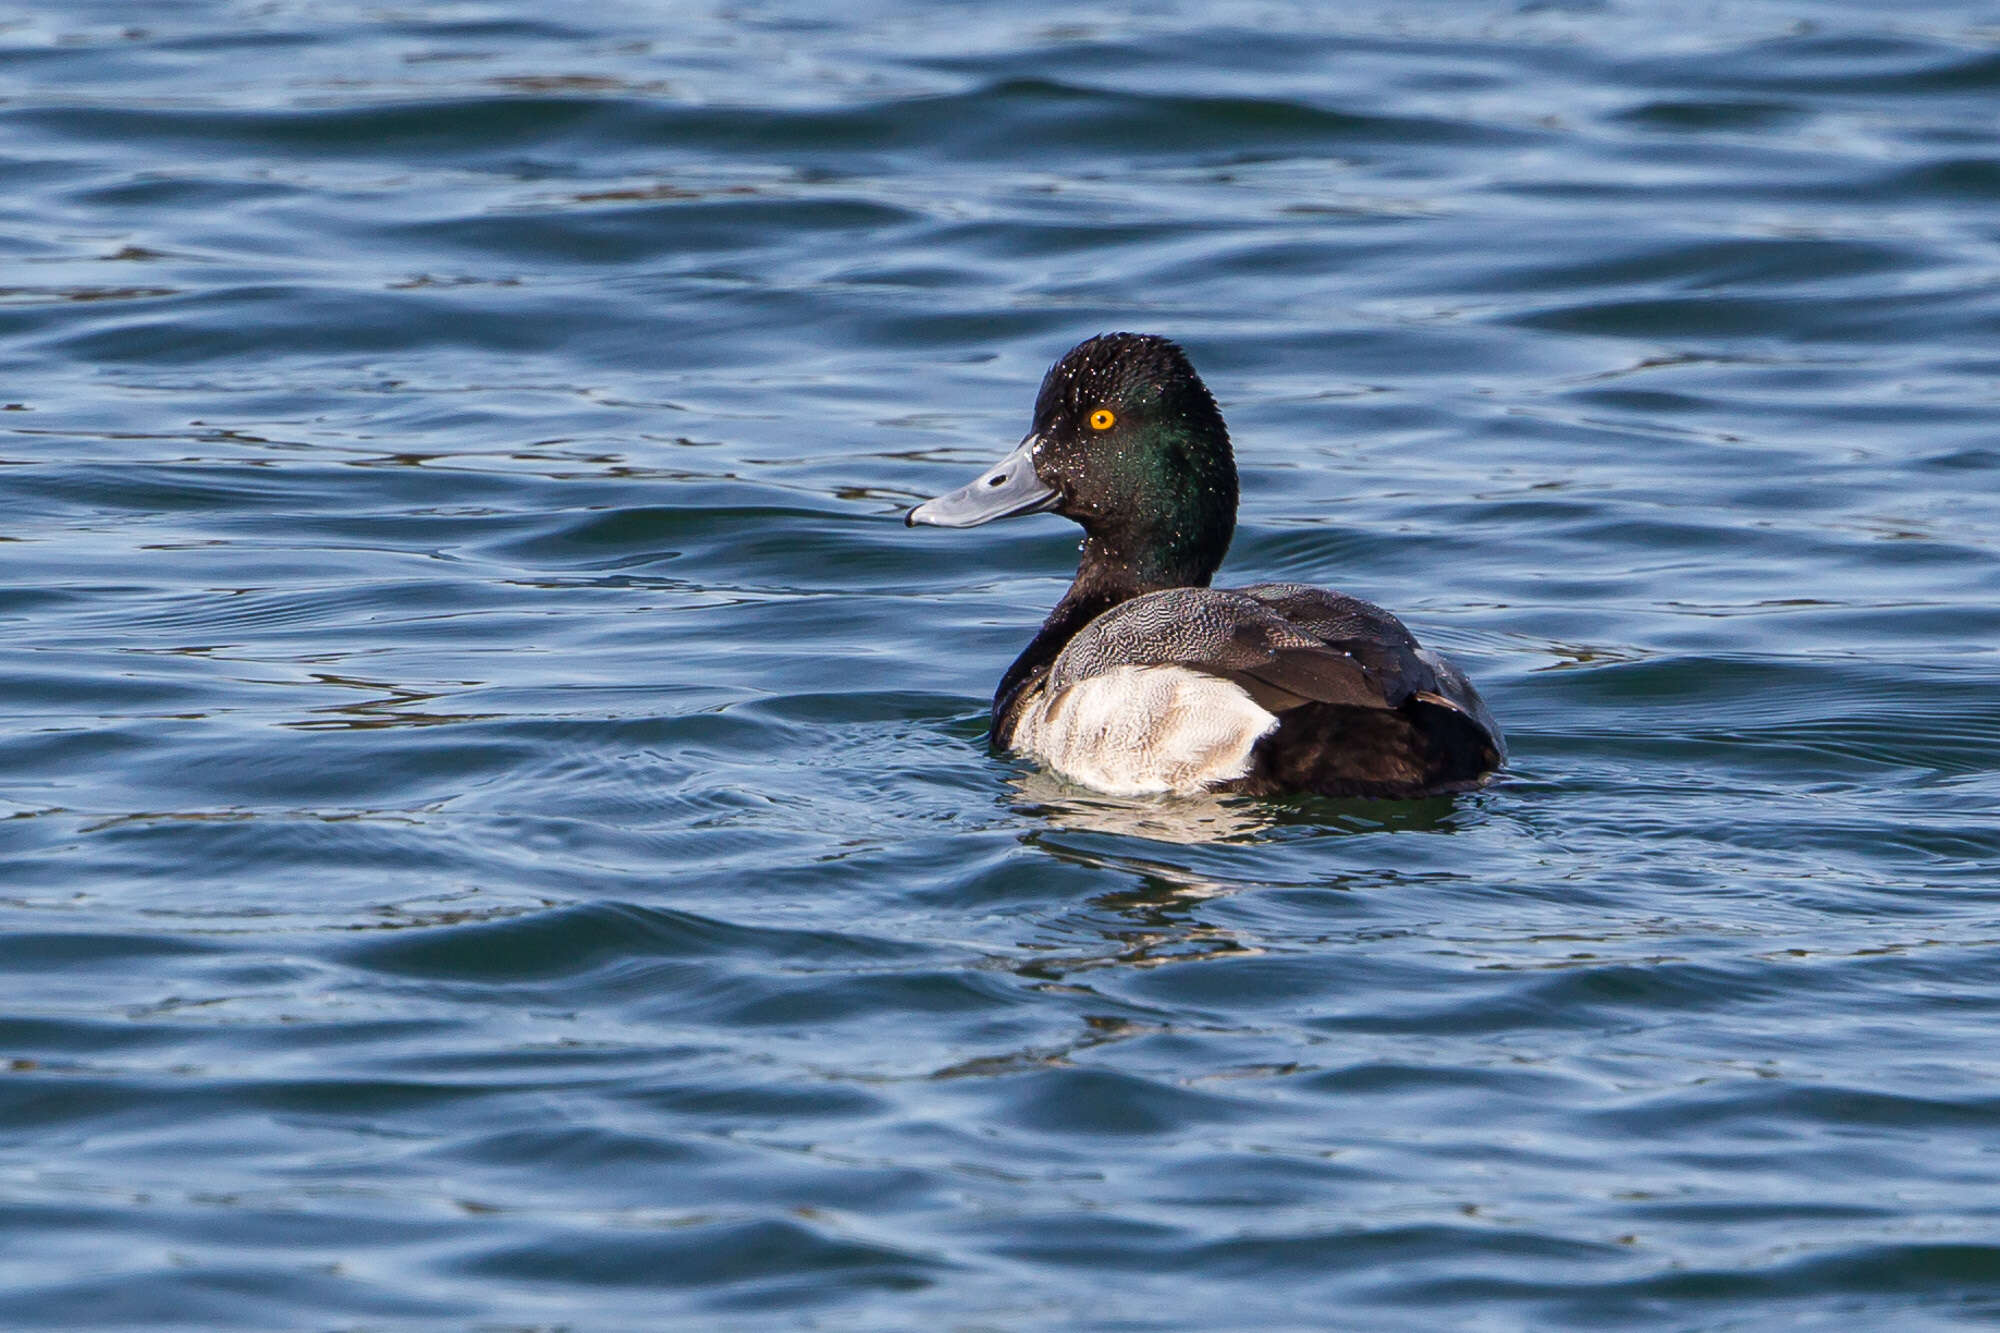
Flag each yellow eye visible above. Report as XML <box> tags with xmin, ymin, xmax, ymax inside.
<box><xmin>1089</xmin><ymin>408</ymin><xmax>1116</xmax><ymax>431</ymax></box>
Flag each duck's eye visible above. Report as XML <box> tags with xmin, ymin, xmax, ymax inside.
<box><xmin>1089</xmin><ymin>408</ymin><xmax>1116</xmax><ymax>431</ymax></box>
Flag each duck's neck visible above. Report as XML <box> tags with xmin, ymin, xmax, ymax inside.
<box><xmin>989</xmin><ymin>534</ymin><xmax>1220</xmax><ymax>742</ymax></box>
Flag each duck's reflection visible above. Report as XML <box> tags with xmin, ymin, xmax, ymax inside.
<box><xmin>1001</xmin><ymin>772</ymin><xmax>1481</xmax><ymax>980</ymax></box>
<box><xmin>911</xmin><ymin>698</ymin><xmax>1495</xmax><ymax>1090</ymax></box>
<box><xmin>1006</xmin><ymin>769</ymin><xmax>1275</xmax><ymax>844</ymax></box>
<box><xmin>1008</xmin><ymin>804</ymin><xmax>1266</xmax><ymax>977</ymax></box>
<box><xmin>1006</xmin><ymin>769</ymin><xmax>1475</xmax><ymax>845</ymax></box>
<box><xmin>926</xmin><ymin>779</ymin><xmax>1484</xmax><ymax>1083</ymax></box>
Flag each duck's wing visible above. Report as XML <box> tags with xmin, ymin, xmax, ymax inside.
<box><xmin>1031</xmin><ymin>585</ymin><xmax>1502</xmax><ymax>798</ymax></box>
<box><xmin>1044</xmin><ymin>588</ymin><xmax>1395</xmax><ymax>715</ymax></box>
<box><xmin>1238</xmin><ymin>582</ymin><xmax>1505</xmax><ymax>761</ymax></box>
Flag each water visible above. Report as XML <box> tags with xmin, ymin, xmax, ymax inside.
<box><xmin>5</xmin><ymin>0</ymin><xmax>2000</xmax><ymax>1326</ymax></box>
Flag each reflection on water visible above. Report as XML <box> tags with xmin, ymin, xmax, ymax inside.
<box><xmin>931</xmin><ymin>1012</ymin><xmax>1161</xmax><ymax>1078</ymax></box>
<box><xmin>1007</xmin><ymin>770</ymin><xmax>1277</xmax><ymax>844</ymax></box>
<box><xmin>1010</xmin><ymin>769</ymin><xmax>1483</xmax><ymax>844</ymax></box>
<box><xmin>1022</xmin><ymin>826</ymin><xmax>1261</xmax><ymax>975</ymax></box>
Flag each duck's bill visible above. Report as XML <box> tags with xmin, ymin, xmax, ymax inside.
<box><xmin>905</xmin><ymin>437</ymin><xmax>1058</xmax><ymax>528</ymax></box>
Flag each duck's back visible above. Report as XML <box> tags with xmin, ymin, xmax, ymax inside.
<box><xmin>1001</xmin><ymin>584</ymin><xmax>1503</xmax><ymax>799</ymax></box>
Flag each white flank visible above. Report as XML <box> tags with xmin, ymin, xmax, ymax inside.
<box><xmin>1009</xmin><ymin>665</ymin><xmax>1279</xmax><ymax>796</ymax></box>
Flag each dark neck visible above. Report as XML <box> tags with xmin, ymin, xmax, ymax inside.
<box><xmin>989</xmin><ymin>536</ymin><xmax>1219</xmax><ymax>742</ymax></box>
<box><xmin>988</xmin><ymin>400</ymin><xmax>1237</xmax><ymax>741</ymax></box>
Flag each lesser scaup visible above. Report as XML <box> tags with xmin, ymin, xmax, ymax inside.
<box><xmin>908</xmin><ymin>333</ymin><xmax>1503</xmax><ymax>799</ymax></box>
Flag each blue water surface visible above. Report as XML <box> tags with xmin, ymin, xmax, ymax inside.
<box><xmin>4</xmin><ymin>1</ymin><xmax>2000</xmax><ymax>1327</ymax></box>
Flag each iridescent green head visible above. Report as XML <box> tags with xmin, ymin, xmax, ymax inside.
<box><xmin>908</xmin><ymin>333</ymin><xmax>1238</xmax><ymax>589</ymax></box>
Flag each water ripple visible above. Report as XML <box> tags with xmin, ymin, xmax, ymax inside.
<box><xmin>6</xmin><ymin>2</ymin><xmax>2000</xmax><ymax>1328</ymax></box>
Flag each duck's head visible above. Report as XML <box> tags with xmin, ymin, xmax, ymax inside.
<box><xmin>907</xmin><ymin>333</ymin><xmax>1238</xmax><ymax>589</ymax></box>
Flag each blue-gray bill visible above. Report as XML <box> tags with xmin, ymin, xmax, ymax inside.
<box><xmin>906</xmin><ymin>437</ymin><xmax>1058</xmax><ymax>528</ymax></box>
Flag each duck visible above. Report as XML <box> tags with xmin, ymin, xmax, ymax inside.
<box><xmin>906</xmin><ymin>332</ymin><xmax>1504</xmax><ymax>800</ymax></box>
